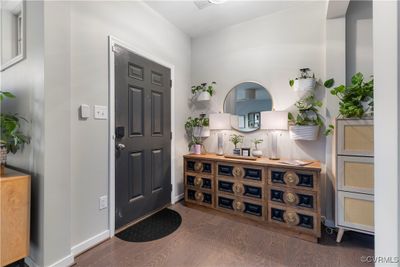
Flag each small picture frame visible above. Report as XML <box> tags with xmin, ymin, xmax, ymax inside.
<box><xmin>241</xmin><ymin>148</ymin><xmax>251</xmax><ymax>157</ymax></box>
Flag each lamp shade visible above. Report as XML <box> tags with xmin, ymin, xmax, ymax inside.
<box><xmin>260</xmin><ymin>111</ymin><xmax>288</xmax><ymax>130</ymax></box>
<box><xmin>209</xmin><ymin>113</ymin><xmax>231</xmax><ymax>130</ymax></box>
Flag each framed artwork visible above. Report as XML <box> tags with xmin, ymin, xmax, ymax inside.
<box><xmin>241</xmin><ymin>148</ymin><xmax>251</xmax><ymax>157</ymax></box>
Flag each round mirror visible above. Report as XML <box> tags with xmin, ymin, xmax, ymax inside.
<box><xmin>223</xmin><ymin>82</ymin><xmax>273</xmax><ymax>132</ymax></box>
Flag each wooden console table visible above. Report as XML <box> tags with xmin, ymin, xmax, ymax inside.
<box><xmin>0</xmin><ymin>168</ymin><xmax>31</xmax><ymax>266</ymax></box>
<box><xmin>184</xmin><ymin>154</ymin><xmax>321</xmax><ymax>242</ymax></box>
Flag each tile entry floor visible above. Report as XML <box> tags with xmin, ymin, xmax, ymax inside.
<box><xmin>74</xmin><ymin>202</ymin><xmax>374</xmax><ymax>267</ymax></box>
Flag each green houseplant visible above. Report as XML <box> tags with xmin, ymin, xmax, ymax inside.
<box><xmin>229</xmin><ymin>134</ymin><xmax>243</xmax><ymax>155</ymax></box>
<box><xmin>289</xmin><ymin>68</ymin><xmax>316</xmax><ymax>93</ymax></box>
<box><xmin>185</xmin><ymin>114</ymin><xmax>210</xmax><ymax>154</ymax></box>
<box><xmin>0</xmin><ymin>91</ymin><xmax>30</xmax><ymax>173</ymax></box>
<box><xmin>324</xmin><ymin>72</ymin><xmax>373</xmax><ymax>118</ymax></box>
<box><xmin>191</xmin><ymin>82</ymin><xmax>216</xmax><ymax>102</ymax></box>
<box><xmin>251</xmin><ymin>138</ymin><xmax>263</xmax><ymax>157</ymax></box>
<box><xmin>288</xmin><ymin>94</ymin><xmax>328</xmax><ymax>140</ymax></box>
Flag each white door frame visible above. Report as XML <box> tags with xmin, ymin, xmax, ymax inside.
<box><xmin>108</xmin><ymin>36</ymin><xmax>176</xmax><ymax>237</ymax></box>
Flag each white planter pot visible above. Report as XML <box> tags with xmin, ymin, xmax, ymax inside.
<box><xmin>193</xmin><ymin>126</ymin><xmax>210</xmax><ymax>137</ymax></box>
<box><xmin>0</xmin><ymin>145</ymin><xmax>7</xmax><ymax>164</ymax></box>
<box><xmin>293</xmin><ymin>78</ymin><xmax>316</xmax><ymax>92</ymax></box>
<box><xmin>252</xmin><ymin>150</ymin><xmax>263</xmax><ymax>158</ymax></box>
<box><xmin>196</xmin><ymin>91</ymin><xmax>211</xmax><ymax>102</ymax></box>
<box><xmin>289</xmin><ymin>125</ymin><xmax>320</xmax><ymax>141</ymax></box>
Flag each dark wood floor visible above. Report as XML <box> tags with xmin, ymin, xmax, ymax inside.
<box><xmin>74</xmin><ymin>203</ymin><xmax>374</xmax><ymax>267</ymax></box>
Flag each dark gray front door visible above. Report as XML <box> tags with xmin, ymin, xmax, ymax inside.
<box><xmin>114</xmin><ymin>44</ymin><xmax>171</xmax><ymax>229</ymax></box>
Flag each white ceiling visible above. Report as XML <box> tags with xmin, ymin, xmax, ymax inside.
<box><xmin>144</xmin><ymin>1</ymin><xmax>307</xmax><ymax>38</ymax></box>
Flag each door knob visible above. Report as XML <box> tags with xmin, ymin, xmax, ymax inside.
<box><xmin>116</xmin><ymin>143</ymin><xmax>126</xmax><ymax>150</ymax></box>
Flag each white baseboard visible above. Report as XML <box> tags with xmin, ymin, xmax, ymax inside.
<box><xmin>47</xmin><ymin>254</ymin><xmax>74</xmax><ymax>267</ymax></box>
<box><xmin>71</xmin><ymin>230</ymin><xmax>110</xmax><ymax>257</ymax></box>
<box><xmin>172</xmin><ymin>193</ymin><xmax>184</xmax><ymax>204</ymax></box>
<box><xmin>25</xmin><ymin>257</ymin><xmax>40</xmax><ymax>267</ymax></box>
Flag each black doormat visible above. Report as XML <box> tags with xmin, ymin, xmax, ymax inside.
<box><xmin>116</xmin><ymin>208</ymin><xmax>182</xmax><ymax>242</ymax></box>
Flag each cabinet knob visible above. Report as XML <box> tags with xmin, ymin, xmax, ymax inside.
<box><xmin>284</xmin><ymin>192</ymin><xmax>299</xmax><ymax>206</ymax></box>
<box><xmin>233</xmin><ymin>200</ymin><xmax>245</xmax><ymax>212</ymax></box>
<box><xmin>283</xmin><ymin>211</ymin><xmax>300</xmax><ymax>226</ymax></box>
<box><xmin>233</xmin><ymin>167</ymin><xmax>244</xmax><ymax>178</ymax></box>
<box><xmin>194</xmin><ymin>191</ymin><xmax>204</xmax><ymax>202</ymax></box>
<box><xmin>194</xmin><ymin>162</ymin><xmax>203</xmax><ymax>172</ymax></box>
<box><xmin>233</xmin><ymin>183</ymin><xmax>244</xmax><ymax>195</ymax></box>
<box><xmin>194</xmin><ymin>176</ymin><xmax>203</xmax><ymax>188</ymax></box>
<box><xmin>283</xmin><ymin>171</ymin><xmax>299</xmax><ymax>186</ymax></box>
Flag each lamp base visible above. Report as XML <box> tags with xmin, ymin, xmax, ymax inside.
<box><xmin>217</xmin><ymin>132</ymin><xmax>224</xmax><ymax>156</ymax></box>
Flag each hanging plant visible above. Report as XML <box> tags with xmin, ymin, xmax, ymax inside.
<box><xmin>289</xmin><ymin>68</ymin><xmax>316</xmax><ymax>93</ymax></box>
<box><xmin>191</xmin><ymin>82</ymin><xmax>216</xmax><ymax>101</ymax></box>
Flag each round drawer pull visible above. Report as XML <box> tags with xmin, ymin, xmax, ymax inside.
<box><xmin>233</xmin><ymin>167</ymin><xmax>244</xmax><ymax>178</ymax></box>
<box><xmin>194</xmin><ymin>191</ymin><xmax>204</xmax><ymax>202</ymax></box>
<box><xmin>194</xmin><ymin>162</ymin><xmax>203</xmax><ymax>172</ymax></box>
<box><xmin>283</xmin><ymin>171</ymin><xmax>299</xmax><ymax>186</ymax></box>
<box><xmin>283</xmin><ymin>192</ymin><xmax>299</xmax><ymax>206</ymax></box>
<box><xmin>194</xmin><ymin>176</ymin><xmax>203</xmax><ymax>188</ymax></box>
<box><xmin>233</xmin><ymin>200</ymin><xmax>245</xmax><ymax>212</ymax></box>
<box><xmin>283</xmin><ymin>211</ymin><xmax>300</xmax><ymax>226</ymax></box>
<box><xmin>233</xmin><ymin>183</ymin><xmax>245</xmax><ymax>195</ymax></box>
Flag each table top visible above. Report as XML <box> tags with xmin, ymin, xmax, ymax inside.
<box><xmin>184</xmin><ymin>153</ymin><xmax>322</xmax><ymax>171</ymax></box>
<box><xmin>1</xmin><ymin>168</ymin><xmax>31</xmax><ymax>181</ymax></box>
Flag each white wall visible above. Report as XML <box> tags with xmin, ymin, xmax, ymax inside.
<box><xmin>1</xmin><ymin>1</ymin><xmax>45</xmax><ymax>265</ymax></box>
<box><xmin>373</xmin><ymin>0</ymin><xmax>400</xmax><ymax>264</ymax></box>
<box><xmin>346</xmin><ymin>0</ymin><xmax>373</xmax><ymax>83</ymax></box>
<box><xmin>69</xmin><ymin>0</ymin><xmax>191</xmax><ymax>249</ymax></box>
<box><xmin>191</xmin><ymin>2</ymin><xmax>329</xmax><ymax>214</ymax></box>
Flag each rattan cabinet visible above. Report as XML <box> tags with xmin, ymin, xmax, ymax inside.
<box><xmin>335</xmin><ymin>119</ymin><xmax>374</xmax><ymax>242</ymax></box>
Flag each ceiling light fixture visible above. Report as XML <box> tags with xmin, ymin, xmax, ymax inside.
<box><xmin>208</xmin><ymin>0</ymin><xmax>227</xmax><ymax>4</ymax></box>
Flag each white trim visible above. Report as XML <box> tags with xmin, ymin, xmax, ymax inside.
<box><xmin>0</xmin><ymin>0</ymin><xmax>26</xmax><ymax>71</ymax></box>
<box><xmin>172</xmin><ymin>193</ymin><xmax>184</xmax><ymax>204</ymax></box>
<box><xmin>47</xmin><ymin>254</ymin><xmax>74</xmax><ymax>267</ymax></box>
<box><xmin>108</xmin><ymin>36</ymin><xmax>176</xmax><ymax>237</ymax></box>
<box><xmin>25</xmin><ymin>257</ymin><xmax>40</xmax><ymax>267</ymax></box>
<box><xmin>71</xmin><ymin>230</ymin><xmax>110</xmax><ymax>256</ymax></box>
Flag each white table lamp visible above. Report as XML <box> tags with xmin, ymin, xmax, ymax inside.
<box><xmin>209</xmin><ymin>113</ymin><xmax>231</xmax><ymax>155</ymax></box>
<box><xmin>261</xmin><ymin>111</ymin><xmax>288</xmax><ymax>160</ymax></box>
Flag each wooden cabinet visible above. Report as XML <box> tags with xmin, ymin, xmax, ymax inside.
<box><xmin>0</xmin><ymin>168</ymin><xmax>31</xmax><ymax>267</ymax></box>
<box><xmin>184</xmin><ymin>154</ymin><xmax>321</xmax><ymax>242</ymax></box>
<box><xmin>336</xmin><ymin>119</ymin><xmax>374</xmax><ymax>242</ymax></box>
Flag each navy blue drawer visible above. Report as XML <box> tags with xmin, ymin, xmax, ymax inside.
<box><xmin>270</xmin><ymin>169</ymin><xmax>316</xmax><ymax>189</ymax></box>
<box><xmin>185</xmin><ymin>160</ymin><xmax>213</xmax><ymax>174</ymax></box>
<box><xmin>218</xmin><ymin>180</ymin><xmax>234</xmax><ymax>193</ymax></box>
<box><xmin>218</xmin><ymin>196</ymin><xmax>234</xmax><ymax>210</ymax></box>
<box><xmin>186</xmin><ymin>189</ymin><xmax>213</xmax><ymax>205</ymax></box>
<box><xmin>218</xmin><ymin>165</ymin><xmax>233</xmax><ymax>176</ymax></box>
<box><xmin>243</xmin><ymin>168</ymin><xmax>262</xmax><ymax>181</ymax></box>
<box><xmin>269</xmin><ymin>206</ymin><xmax>315</xmax><ymax>230</ymax></box>
<box><xmin>244</xmin><ymin>202</ymin><xmax>262</xmax><ymax>217</ymax></box>
<box><xmin>243</xmin><ymin>185</ymin><xmax>262</xmax><ymax>199</ymax></box>
<box><xmin>269</xmin><ymin>188</ymin><xmax>315</xmax><ymax>210</ymax></box>
<box><xmin>186</xmin><ymin>175</ymin><xmax>212</xmax><ymax>190</ymax></box>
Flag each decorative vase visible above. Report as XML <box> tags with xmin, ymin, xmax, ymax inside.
<box><xmin>289</xmin><ymin>125</ymin><xmax>320</xmax><ymax>141</ymax></box>
<box><xmin>0</xmin><ymin>145</ymin><xmax>7</xmax><ymax>175</ymax></box>
<box><xmin>252</xmin><ymin>150</ymin><xmax>263</xmax><ymax>157</ymax></box>
<box><xmin>196</xmin><ymin>91</ymin><xmax>211</xmax><ymax>102</ymax></box>
<box><xmin>233</xmin><ymin>148</ymin><xmax>241</xmax><ymax>155</ymax></box>
<box><xmin>193</xmin><ymin>126</ymin><xmax>210</xmax><ymax>137</ymax></box>
<box><xmin>193</xmin><ymin>144</ymin><xmax>202</xmax><ymax>155</ymax></box>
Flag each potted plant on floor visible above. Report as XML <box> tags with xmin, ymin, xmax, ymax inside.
<box><xmin>288</xmin><ymin>94</ymin><xmax>326</xmax><ymax>140</ymax></box>
<box><xmin>0</xmin><ymin>91</ymin><xmax>30</xmax><ymax>174</ymax></box>
<box><xmin>289</xmin><ymin>68</ymin><xmax>316</xmax><ymax>95</ymax></box>
<box><xmin>229</xmin><ymin>134</ymin><xmax>243</xmax><ymax>155</ymax></box>
<box><xmin>251</xmin><ymin>138</ymin><xmax>263</xmax><ymax>157</ymax></box>
<box><xmin>191</xmin><ymin>82</ymin><xmax>216</xmax><ymax>102</ymax></box>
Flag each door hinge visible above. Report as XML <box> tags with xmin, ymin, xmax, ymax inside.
<box><xmin>170</xmin><ymin>132</ymin><xmax>173</xmax><ymax>140</ymax></box>
<box><xmin>170</xmin><ymin>184</ymin><xmax>173</xmax><ymax>192</ymax></box>
<box><xmin>170</xmin><ymin>79</ymin><xmax>172</xmax><ymax>88</ymax></box>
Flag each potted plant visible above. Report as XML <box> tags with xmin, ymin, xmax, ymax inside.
<box><xmin>229</xmin><ymin>134</ymin><xmax>243</xmax><ymax>155</ymax></box>
<box><xmin>288</xmin><ymin>94</ymin><xmax>326</xmax><ymax>140</ymax></box>
<box><xmin>185</xmin><ymin>115</ymin><xmax>210</xmax><ymax>138</ymax></box>
<box><xmin>251</xmin><ymin>138</ymin><xmax>263</xmax><ymax>157</ymax></box>
<box><xmin>0</xmin><ymin>91</ymin><xmax>30</xmax><ymax>174</ymax></box>
<box><xmin>289</xmin><ymin>68</ymin><xmax>316</xmax><ymax>94</ymax></box>
<box><xmin>324</xmin><ymin>72</ymin><xmax>373</xmax><ymax>118</ymax></box>
<box><xmin>188</xmin><ymin>136</ymin><xmax>203</xmax><ymax>155</ymax></box>
<box><xmin>191</xmin><ymin>82</ymin><xmax>216</xmax><ymax>102</ymax></box>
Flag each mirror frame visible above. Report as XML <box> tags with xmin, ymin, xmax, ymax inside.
<box><xmin>1</xmin><ymin>0</ymin><xmax>25</xmax><ymax>72</ymax></box>
<box><xmin>223</xmin><ymin>81</ymin><xmax>274</xmax><ymax>133</ymax></box>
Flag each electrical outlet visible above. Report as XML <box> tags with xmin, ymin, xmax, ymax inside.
<box><xmin>99</xmin><ymin>195</ymin><xmax>108</xmax><ymax>210</ymax></box>
<box><xmin>94</xmin><ymin>105</ymin><xmax>108</xmax><ymax>120</ymax></box>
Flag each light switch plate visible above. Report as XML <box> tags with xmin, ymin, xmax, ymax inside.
<box><xmin>94</xmin><ymin>105</ymin><xmax>108</xmax><ymax>120</ymax></box>
<box><xmin>80</xmin><ymin>104</ymin><xmax>90</xmax><ymax>119</ymax></box>
<box><xmin>99</xmin><ymin>195</ymin><xmax>108</xmax><ymax>210</ymax></box>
